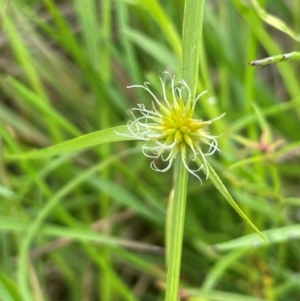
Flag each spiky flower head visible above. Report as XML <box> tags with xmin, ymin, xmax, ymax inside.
<box><xmin>121</xmin><ymin>72</ymin><xmax>224</xmax><ymax>181</ymax></box>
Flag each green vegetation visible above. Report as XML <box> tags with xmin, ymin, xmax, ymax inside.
<box><xmin>1</xmin><ymin>0</ymin><xmax>300</xmax><ymax>300</ymax></box>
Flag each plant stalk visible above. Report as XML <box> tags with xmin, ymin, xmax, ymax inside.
<box><xmin>165</xmin><ymin>156</ymin><xmax>189</xmax><ymax>301</ymax></box>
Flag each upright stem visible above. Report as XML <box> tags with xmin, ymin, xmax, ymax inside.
<box><xmin>165</xmin><ymin>1</ymin><xmax>206</xmax><ymax>300</ymax></box>
<box><xmin>181</xmin><ymin>0</ymin><xmax>205</xmax><ymax>90</ymax></box>
<box><xmin>165</xmin><ymin>157</ymin><xmax>188</xmax><ymax>301</ymax></box>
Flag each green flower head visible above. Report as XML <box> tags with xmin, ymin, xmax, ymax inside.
<box><xmin>122</xmin><ymin>72</ymin><xmax>224</xmax><ymax>182</ymax></box>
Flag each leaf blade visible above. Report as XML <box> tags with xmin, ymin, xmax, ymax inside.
<box><xmin>6</xmin><ymin>125</ymin><xmax>136</xmax><ymax>160</ymax></box>
<box><xmin>197</xmin><ymin>158</ymin><xmax>268</xmax><ymax>242</ymax></box>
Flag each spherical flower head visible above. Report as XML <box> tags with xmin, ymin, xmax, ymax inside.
<box><xmin>120</xmin><ymin>72</ymin><xmax>224</xmax><ymax>182</ymax></box>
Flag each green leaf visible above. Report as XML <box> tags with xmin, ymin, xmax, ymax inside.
<box><xmin>6</xmin><ymin>125</ymin><xmax>136</xmax><ymax>160</ymax></box>
<box><xmin>184</xmin><ymin>288</ymin><xmax>272</xmax><ymax>301</ymax></box>
<box><xmin>0</xmin><ymin>216</ymin><xmax>159</xmax><ymax>249</ymax></box>
<box><xmin>4</xmin><ymin>76</ymin><xmax>80</xmax><ymax>136</ymax></box>
<box><xmin>252</xmin><ymin>0</ymin><xmax>300</xmax><ymax>42</ymax></box>
<box><xmin>122</xmin><ymin>28</ymin><xmax>178</xmax><ymax>68</ymax></box>
<box><xmin>198</xmin><ymin>158</ymin><xmax>268</xmax><ymax>242</ymax></box>
<box><xmin>121</xmin><ymin>0</ymin><xmax>181</xmax><ymax>58</ymax></box>
<box><xmin>201</xmin><ymin>248</ymin><xmax>247</xmax><ymax>291</ymax></box>
<box><xmin>210</xmin><ymin>224</ymin><xmax>300</xmax><ymax>252</ymax></box>
<box><xmin>0</xmin><ymin>277</ymin><xmax>21</xmax><ymax>301</ymax></box>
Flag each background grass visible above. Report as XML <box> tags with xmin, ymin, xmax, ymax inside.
<box><xmin>1</xmin><ymin>0</ymin><xmax>300</xmax><ymax>300</ymax></box>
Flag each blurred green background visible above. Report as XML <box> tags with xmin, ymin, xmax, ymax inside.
<box><xmin>1</xmin><ymin>0</ymin><xmax>300</xmax><ymax>300</ymax></box>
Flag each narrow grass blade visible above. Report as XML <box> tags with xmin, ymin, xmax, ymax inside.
<box><xmin>0</xmin><ymin>0</ymin><xmax>9</xmax><ymax>31</ymax></box>
<box><xmin>252</xmin><ymin>0</ymin><xmax>300</xmax><ymax>42</ymax></box>
<box><xmin>201</xmin><ymin>248</ymin><xmax>248</xmax><ymax>291</ymax></box>
<box><xmin>0</xmin><ymin>277</ymin><xmax>21</xmax><ymax>301</ymax></box>
<box><xmin>197</xmin><ymin>158</ymin><xmax>268</xmax><ymax>242</ymax></box>
<box><xmin>122</xmin><ymin>28</ymin><xmax>178</xmax><ymax>68</ymax></box>
<box><xmin>210</xmin><ymin>224</ymin><xmax>300</xmax><ymax>252</ymax></box>
<box><xmin>4</xmin><ymin>77</ymin><xmax>81</xmax><ymax>136</ymax></box>
<box><xmin>121</xmin><ymin>0</ymin><xmax>181</xmax><ymax>58</ymax></box>
<box><xmin>183</xmin><ymin>287</ymin><xmax>272</xmax><ymax>301</ymax></box>
<box><xmin>6</xmin><ymin>125</ymin><xmax>136</xmax><ymax>160</ymax></box>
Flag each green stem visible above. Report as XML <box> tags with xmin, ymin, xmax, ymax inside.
<box><xmin>249</xmin><ymin>51</ymin><xmax>300</xmax><ymax>66</ymax></box>
<box><xmin>165</xmin><ymin>1</ymin><xmax>206</xmax><ymax>300</ymax></box>
<box><xmin>181</xmin><ymin>0</ymin><xmax>205</xmax><ymax>91</ymax></box>
<box><xmin>165</xmin><ymin>156</ymin><xmax>189</xmax><ymax>301</ymax></box>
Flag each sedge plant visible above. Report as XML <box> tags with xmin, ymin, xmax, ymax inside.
<box><xmin>5</xmin><ymin>1</ymin><xmax>272</xmax><ymax>301</ymax></box>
